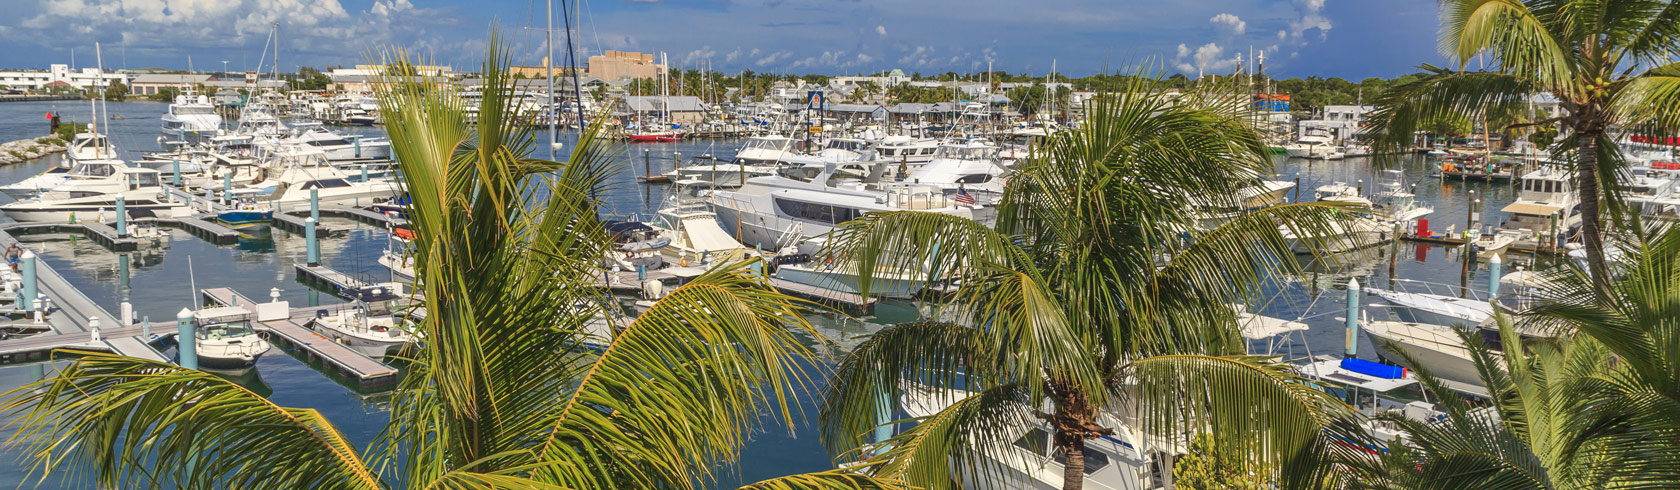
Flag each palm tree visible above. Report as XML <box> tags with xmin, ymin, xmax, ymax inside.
<box><xmin>1311</xmin><ymin>226</ymin><xmax>1680</xmax><ymax>489</ymax></box>
<box><xmin>0</xmin><ymin>36</ymin><xmax>901</xmax><ymax>490</ymax></box>
<box><xmin>1365</xmin><ymin>0</ymin><xmax>1680</xmax><ymax>291</ymax></box>
<box><xmin>819</xmin><ymin>76</ymin><xmax>1359</xmax><ymax>490</ymax></box>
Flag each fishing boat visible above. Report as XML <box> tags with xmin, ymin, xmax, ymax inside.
<box><xmin>1283</xmin><ymin>130</ymin><xmax>1342</xmax><ymax>159</ymax></box>
<box><xmin>303</xmin><ymin>302</ymin><xmax>413</xmax><ymax>360</ymax></box>
<box><xmin>0</xmin><ymin>168</ymin><xmax>192</xmax><ymax>223</ymax></box>
<box><xmin>189</xmin><ymin>306</ymin><xmax>273</xmax><ymax>371</ymax></box>
<box><xmin>216</xmin><ymin>195</ymin><xmax>274</xmax><ymax>230</ymax></box>
<box><xmin>160</xmin><ymin>94</ymin><xmax>223</xmax><ymax>144</ymax></box>
<box><xmin>710</xmin><ymin>162</ymin><xmax>994</xmax><ymax>253</ymax></box>
<box><xmin>0</xmin><ymin>158</ymin><xmax>130</xmax><ymax>199</ymax></box>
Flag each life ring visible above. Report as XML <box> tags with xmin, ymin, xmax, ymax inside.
<box><xmin>624</xmin><ymin>250</ymin><xmax>634</xmax><ymax>259</ymax></box>
<box><xmin>678</xmin><ymin>256</ymin><xmax>689</xmax><ymax>267</ymax></box>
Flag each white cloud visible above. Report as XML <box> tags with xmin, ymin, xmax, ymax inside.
<box><xmin>1278</xmin><ymin>30</ymin><xmax>1288</xmax><ymax>40</ymax></box>
<box><xmin>1175</xmin><ymin>42</ymin><xmax>1238</xmax><ymax>75</ymax></box>
<box><xmin>725</xmin><ymin>48</ymin><xmax>742</xmax><ymax>63</ymax></box>
<box><xmin>1209</xmin><ymin>13</ymin><xmax>1245</xmax><ymax>36</ymax></box>
<box><xmin>875</xmin><ymin>25</ymin><xmax>887</xmax><ymax>37</ymax></box>
<box><xmin>856</xmin><ymin>53</ymin><xmax>874</xmax><ymax>63</ymax></box>
<box><xmin>682</xmin><ymin>45</ymin><xmax>717</xmax><ymax>65</ymax></box>
<box><xmin>1176</xmin><ymin>43</ymin><xmax>1190</xmax><ymax>60</ymax></box>
<box><xmin>1287</xmin><ymin>0</ymin><xmax>1333</xmax><ymax>42</ymax></box>
<box><xmin>754</xmin><ymin>50</ymin><xmax>792</xmax><ymax>67</ymax></box>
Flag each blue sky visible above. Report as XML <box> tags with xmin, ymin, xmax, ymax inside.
<box><xmin>0</xmin><ymin>0</ymin><xmax>1450</xmax><ymax>79</ymax></box>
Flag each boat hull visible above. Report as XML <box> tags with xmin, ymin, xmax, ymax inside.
<box><xmin>217</xmin><ymin>210</ymin><xmax>273</xmax><ymax>229</ymax></box>
<box><xmin>0</xmin><ymin>202</ymin><xmax>190</xmax><ymax>223</ymax></box>
<box><xmin>772</xmin><ymin>264</ymin><xmax>925</xmax><ymax>299</ymax></box>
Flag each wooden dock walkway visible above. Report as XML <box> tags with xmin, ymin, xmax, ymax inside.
<box><xmin>155</xmin><ymin>216</ymin><xmax>240</xmax><ymax>244</ymax></box>
<box><xmin>294</xmin><ymin>263</ymin><xmax>373</xmax><ymax>299</ymax></box>
<box><xmin>201</xmin><ymin>288</ymin><xmax>397</xmax><ymax>386</ymax></box>
<box><xmin>0</xmin><ymin>222</ymin><xmax>145</xmax><ymax>251</ymax></box>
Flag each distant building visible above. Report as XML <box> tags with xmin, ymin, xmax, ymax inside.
<box><xmin>1298</xmin><ymin>104</ymin><xmax>1375</xmax><ymax>141</ymax></box>
<box><xmin>203</xmin><ymin>79</ymin><xmax>288</xmax><ymax>93</ymax></box>
<box><xmin>333</xmin><ymin>64</ymin><xmax>457</xmax><ymax>78</ymax></box>
<box><xmin>615</xmin><ymin>95</ymin><xmax>708</xmax><ymax>122</ymax></box>
<box><xmin>510</xmin><ymin>58</ymin><xmax>582</xmax><ymax>79</ymax></box>
<box><xmin>586</xmin><ymin>51</ymin><xmax>665</xmax><ymax>82</ymax></box>
<box><xmin>0</xmin><ymin>64</ymin><xmax>128</xmax><ymax>91</ymax></box>
<box><xmin>130</xmin><ymin>74</ymin><xmax>215</xmax><ymax>96</ymax></box>
<box><xmin>331</xmin><ymin>75</ymin><xmax>375</xmax><ymax>94</ymax></box>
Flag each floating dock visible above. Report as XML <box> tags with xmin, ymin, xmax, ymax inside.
<box><xmin>200</xmin><ymin>287</ymin><xmax>398</xmax><ymax>387</ymax></box>
<box><xmin>0</xmin><ymin>222</ymin><xmax>146</xmax><ymax>251</ymax></box>
<box><xmin>0</xmin><ymin>230</ymin><xmax>168</xmax><ymax>363</ymax></box>
<box><xmin>294</xmin><ymin>263</ymin><xmax>374</xmax><ymax>299</ymax></box>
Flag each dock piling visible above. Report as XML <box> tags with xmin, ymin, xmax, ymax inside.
<box><xmin>115</xmin><ymin>196</ymin><xmax>126</xmax><ymax>238</ymax></box>
<box><xmin>1345</xmin><ymin>278</ymin><xmax>1361</xmax><ymax>357</ymax></box>
<box><xmin>20</xmin><ymin>251</ymin><xmax>36</xmax><ymax>313</ymax></box>
<box><xmin>88</xmin><ymin>318</ymin><xmax>100</xmax><ymax>342</ymax></box>
<box><xmin>120</xmin><ymin>300</ymin><xmax>132</xmax><ymax>327</ymax></box>
<box><xmin>142</xmin><ymin>316</ymin><xmax>150</xmax><ymax>338</ymax></box>
<box><xmin>305</xmin><ymin>218</ymin><xmax>320</xmax><ymax>266</ymax></box>
<box><xmin>176</xmin><ymin>308</ymin><xmax>196</xmax><ymax>370</ymax></box>
<box><xmin>172</xmin><ymin>158</ymin><xmax>181</xmax><ymax>187</ymax></box>
<box><xmin>310</xmin><ymin>189</ymin><xmax>320</xmax><ymax>222</ymax></box>
<box><xmin>222</xmin><ymin>172</ymin><xmax>233</xmax><ymax>205</ymax></box>
<box><xmin>1490</xmin><ymin>253</ymin><xmax>1503</xmax><ymax>298</ymax></box>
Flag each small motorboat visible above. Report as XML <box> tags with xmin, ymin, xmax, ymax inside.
<box><xmin>189</xmin><ymin>306</ymin><xmax>273</xmax><ymax>371</ymax></box>
<box><xmin>303</xmin><ymin>302</ymin><xmax>413</xmax><ymax>360</ymax></box>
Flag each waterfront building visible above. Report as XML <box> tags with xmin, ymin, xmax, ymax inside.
<box><xmin>129</xmin><ymin>73</ymin><xmax>214</xmax><ymax>96</ymax></box>
<box><xmin>0</xmin><ymin>64</ymin><xmax>129</xmax><ymax>91</ymax></box>
<box><xmin>1298</xmin><ymin>104</ymin><xmax>1375</xmax><ymax>142</ymax></box>
<box><xmin>586</xmin><ymin>50</ymin><xmax>665</xmax><ymax>82</ymax></box>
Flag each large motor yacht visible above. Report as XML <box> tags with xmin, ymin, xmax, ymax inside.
<box><xmin>160</xmin><ymin>94</ymin><xmax>223</xmax><ymax>144</ymax></box>
<box><xmin>0</xmin><ymin>167</ymin><xmax>191</xmax><ymax>223</ymax></box>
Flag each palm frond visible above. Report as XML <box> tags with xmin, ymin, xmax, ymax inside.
<box><xmin>1126</xmin><ymin>355</ymin><xmax>1351</xmax><ymax>466</ymax></box>
<box><xmin>0</xmin><ymin>353</ymin><xmax>381</xmax><ymax>489</ymax></box>
<box><xmin>533</xmin><ymin>259</ymin><xmax>830</xmax><ymax>490</ymax></box>
<box><xmin>733</xmin><ymin>470</ymin><xmax>909</xmax><ymax>490</ymax></box>
<box><xmin>1365</xmin><ymin>65</ymin><xmax>1536</xmax><ymax>155</ymax></box>
<box><xmin>862</xmin><ymin>383</ymin><xmax>1038</xmax><ymax>490</ymax></box>
<box><xmin>1439</xmin><ymin>0</ymin><xmax>1574</xmax><ymax>89</ymax></box>
<box><xmin>820</xmin><ymin>321</ymin><xmax>999</xmax><ymax>461</ymax></box>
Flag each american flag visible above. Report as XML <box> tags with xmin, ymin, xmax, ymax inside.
<box><xmin>954</xmin><ymin>186</ymin><xmax>976</xmax><ymax>205</ymax></box>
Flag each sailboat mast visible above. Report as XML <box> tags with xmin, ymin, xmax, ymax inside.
<box><xmin>562</xmin><ymin>0</ymin><xmax>585</xmax><ymax>132</ymax></box>
<box><xmin>95</xmin><ymin>42</ymin><xmax>107</xmax><ymax>159</ymax></box>
<box><xmin>546</xmin><ymin>0</ymin><xmax>557</xmax><ymax>158</ymax></box>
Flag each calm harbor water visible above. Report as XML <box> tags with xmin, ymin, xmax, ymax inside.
<box><xmin>0</xmin><ymin>99</ymin><xmax>1526</xmax><ymax>487</ymax></box>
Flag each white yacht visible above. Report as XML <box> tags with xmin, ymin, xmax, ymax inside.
<box><xmin>0</xmin><ymin>158</ymin><xmax>129</xmax><ymax>199</ymax></box>
<box><xmin>304</xmin><ymin>302</ymin><xmax>413</xmax><ymax>360</ymax></box>
<box><xmin>190</xmin><ymin>306</ymin><xmax>273</xmax><ymax>371</ymax></box>
<box><xmin>1283</xmin><ymin>131</ymin><xmax>1342</xmax><ymax>159</ymax></box>
<box><xmin>874</xmin><ymin>135</ymin><xmax>940</xmax><ymax>164</ymax></box>
<box><xmin>253</xmin><ymin>149</ymin><xmax>403</xmax><ymax>212</ymax></box>
<box><xmin>901</xmin><ymin>140</ymin><xmax>1009</xmax><ymax>197</ymax></box>
<box><xmin>64</xmin><ymin>131</ymin><xmax>119</xmax><ymax>163</ymax></box>
<box><xmin>1369</xmin><ymin>170</ymin><xmax>1434</xmax><ymax>223</ymax></box>
<box><xmin>0</xmin><ymin>168</ymin><xmax>192</xmax><ymax>223</ymax></box>
<box><xmin>1496</xmin><ymin>167</ymin><xmax>1580</xmax><ymax>249</ymax></box>
<box><xmin>282</xmin><ymin>127</ymin><xmax>391</xmax><ymax>161</ymax></box>
<box><xmin>160</xmin><ymin>94</ymin><xmax>223</xmax><ymax>144</ymax></box>
<box><xmin>1279</xmin><ymin>183</ymin><xmax>1393</xmax><ymax>254</ymax></box>
<box><xmin>709</xmin><ymin>162</ymin><xmax>995</xmax><ymax>254</ymax></box>
<box><xmin>667</xmin><ymin>135</ymin><xmax>794</xmax><ymax>187</ymax></box>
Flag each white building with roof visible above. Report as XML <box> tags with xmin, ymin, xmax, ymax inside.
<box><xmin>0</xmin><ymin>64</ymin><xmax>128</xmax><ymax>90</ymax></box>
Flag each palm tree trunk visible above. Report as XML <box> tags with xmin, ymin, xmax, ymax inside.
<box><xmin>1576</xmin><ymin>130</ymin><xmax>1612</xmax><ymax>292</ymax></box>
<box><xmin>1057</xmin><ymin>429</ymin><xmax>1086</xmax><ymax>490</ymax></box>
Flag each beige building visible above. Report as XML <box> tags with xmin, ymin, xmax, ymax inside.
<box><xmin>587</xmin><ymin>51</ymin><xmax>664</xmax><ymax>82</ymax></box>
<box><xmin>510</xmin><ymin>58</ymin><xmax>583</xmax><ymax>79</ymax></box>
<box><xmin>130</xmin><ymin>74</ymin><xmax>215</xmax><ymax>96</ymax></box>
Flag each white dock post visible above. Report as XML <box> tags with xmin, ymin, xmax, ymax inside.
<box><xmin>1345</xmin><ymin>278</ymin><xmax>1361</xmax><ymax>357</ymax></box>
<box><xmin>1489</xmin><ymin>253</ymin><xmax>1503</xmax><ymax>298</ymax></box>
<box><xmin>306</xmin><ymin>218</ymin><xmax>320</xmax><ymax>266</ymax></box>
<box><xmin>120</xmin><ymin>300</ymin><xmax>133</xmax><ymax>327</ymax></box>
<box><xmin>19</xmin><ymin>251</ymin><xmax>36</xmax><ymax>314</ymax></box>
<box><xmin>88</xmin><ymin>317</ymin><xmax>100</xmax><ymax>342</ymax></box>
<box><xmin>115</xmin><ymin>195</ymin><xmax>127</xmax><ymax>238</ymax></box>
<box><xmin>177</xmin><ymin>308</ymin><xmax>197</xmax><ymax>370</ymax></box>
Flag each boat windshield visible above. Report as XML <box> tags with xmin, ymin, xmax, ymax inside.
<box><xmin>743</xmin><ymin>138</ymin><xmax>786</xmax><ymax>151</ymax></box>
<box><xmin>935</xmin><ymin>145</ymin><xmax>995</xmax><ymax>160</ymax></box>
<box><xmin>825</xmin><ymin>140</ymin><xmax>867</xmax><ymax>151</ymax></box>
<box><xmin>174</xmin><ymin>106</ymin><xmax>216</xmax><ymax>115</ymax></box>
<box><xmin>69</xmin><ymin>163</ymin><xmax>116</xmax><ymax>177</ymax></box>
<box><xmin>198</xmin><ymin>321</ymin><xmax>256</xmax><ymax>340</ymax></box>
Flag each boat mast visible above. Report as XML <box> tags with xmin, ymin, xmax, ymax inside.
<box><xmin>562</xmin><ymin>0</ymin><xmax>586</xmax><ymax>133</ymax></box>
<box><xmin>94</xmin><ymin>42</ymin><xmax>107</xmax><ymax>159</ymax></box>
<box><xmin>546</xmin><ymin>0</ymin><xmax>557</xmax><ymax>158</ymax></box>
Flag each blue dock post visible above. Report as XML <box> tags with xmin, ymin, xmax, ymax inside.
<box><xmin>353</xmin><ymin>135</ymin><xmax>361</xmax><ymax>158</ymax></box>
<box><xmin>1489</xmin><ymin>253</ymin><xmax>1503</xmax><ymax>298</ymax></box>
<box><xmin>222</xmin><ymin>172</ymin><xmax>233</xmax><ymax>205</ymax></box>
<box><xmin>305</xmin><ymin>217</ymin><xmax>320</xmax><ymax>266</ymax></box>
<box><xmin>310</xmin><ymin>188</ymin><xmax>320</xmax><ymax>222</ymax></box>
<box><xmin>114</xmin><ymin>195</ymin><xmax>127</xmax><ymax>238</ymax></box>
<box><xmin>636</xmin><ymin>264</ymin><xmax>646</xmax><ymax>281</ymax></box>
<box><xmin>142</xmin><ymin>315</ymin><xmax>150</xmax><ymax>339</ymax></box>
<box><xmin>20</xmin><ymin>251</ymin><xmax>36</xmax><ymax>314</ymax></box>
<box><xmin>172</xmin><ymin>158</ymin><xmax>181</xmax><ymax>186</ymax></box>
<box><xmin>1345</xmin><ymin>278</ymin><xmax>1361</xmax><ymax>357</ymax></box>
<box><xmin>176</xmin><ymin>308</ymin><xmax>197</xmax><ymax>370</ymax></box>
<box><xmin>873</xmin><ymin>387</ymin><xmax>893</xmax><ymax>449</ymax></box>
<box><xmin>361</xmin><ymin>164</ymin><xmax>369</xmax><ymax>183</ymax></box>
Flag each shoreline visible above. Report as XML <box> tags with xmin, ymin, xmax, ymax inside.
<box><xmin>0</xmin><ymin>136</ymin><xmax>65</xmax><ymax>166</ymax></box>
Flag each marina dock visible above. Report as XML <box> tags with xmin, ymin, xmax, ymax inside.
<box><xmin>1</xmin><ymin>222</ymin><xmax>146</xmax><ymax>251</ymax></box>
<box><xmin>294</xmin><ymin>263</ymin><xmax>374</xmax><ymax>298</ymax></box>
<box><xmin>200</xmin><ymin>287</ymin><xmax>398</xmax><ymax>387</ymax></box>
<box><xmin>0</xmin><ymin>229</ymin><xmax>168</xmax><ymax>363</ymax></box>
